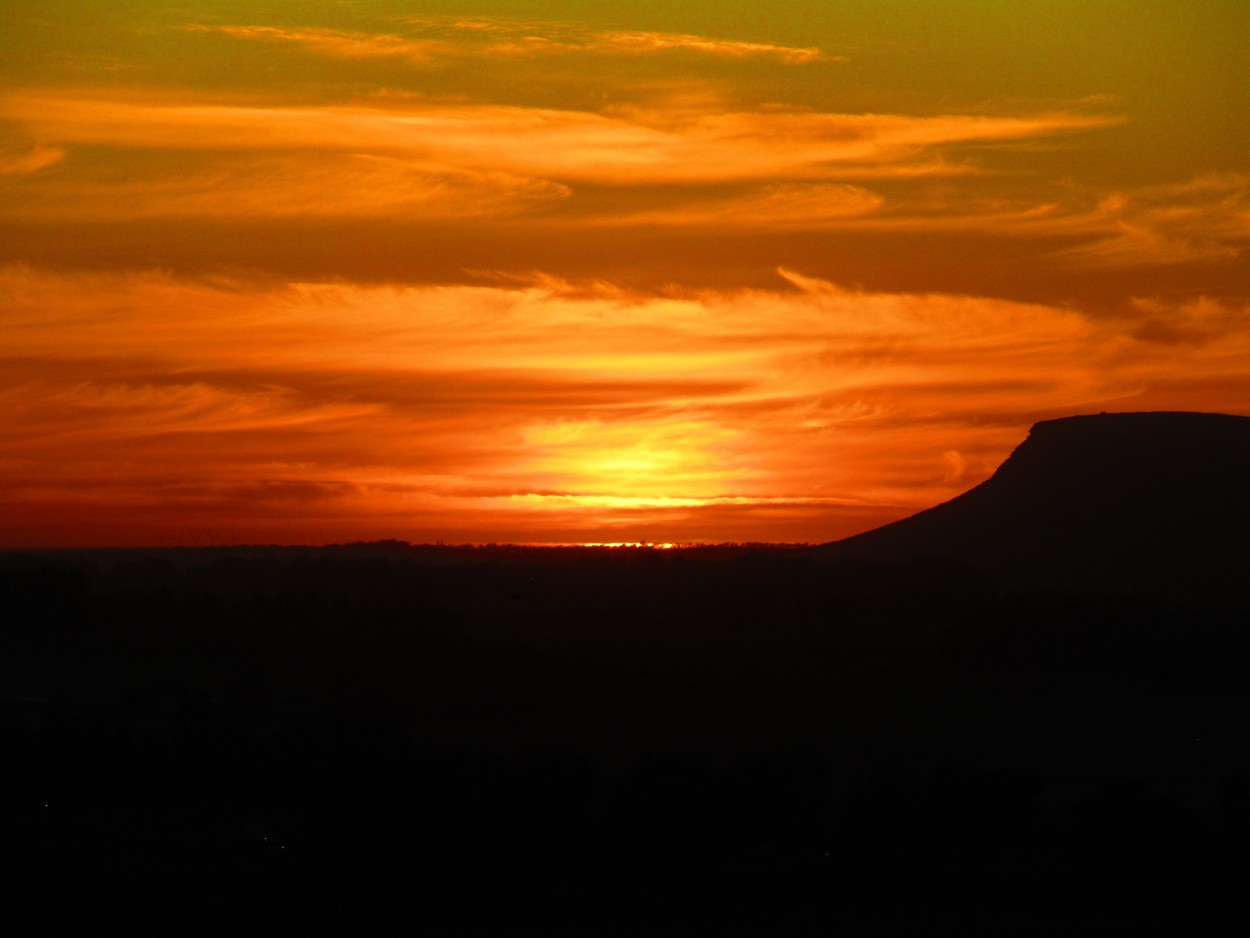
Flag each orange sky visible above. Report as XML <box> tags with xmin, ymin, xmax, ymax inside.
<box><xmin>2</xmin><ymin>2</ymin><xmax>1248</xmax><ymax>546</ymax></box>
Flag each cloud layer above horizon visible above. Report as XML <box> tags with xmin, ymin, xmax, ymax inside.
<box><xmin>2</xmin><ymin>2</ymin><xmax>1248</xmax><ymax>545</ymax></box>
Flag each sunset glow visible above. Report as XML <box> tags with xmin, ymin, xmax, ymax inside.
<box><xmin>3</xmin><ymin>2</ymin><xmax>1248</xmax><ymax>546</ymax></box>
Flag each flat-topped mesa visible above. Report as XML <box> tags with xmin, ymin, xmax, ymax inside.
<box><xmin>820</xmin><ymin>412</ymin><xmax>1250</xmax><ymax>598</ymax></box>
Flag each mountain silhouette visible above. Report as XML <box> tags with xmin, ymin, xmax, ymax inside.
<box><xmin>821</xmin><ymin>412</ymin><xmax>1250</xmax><ymax>599</ymax></box>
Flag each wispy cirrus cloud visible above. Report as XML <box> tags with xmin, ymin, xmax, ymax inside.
<box><xmin>22</xmin><ymin>86</ymin><xmax>1229</xmax><ymax>269</ymax></box>
<box><xmin>0</xmin><ymin>143</ymin><xmax>66</xmax><ymax>175</ymax></box>
<box><xmin>489</xmin><ymin>29</ymin><xmax>829</xmax><ymax>63</ymax></box>
<box><xmin>5</xmin><ymin>264</ymin><xmax>1249</xmax><ymax>546</ymax></box>
<box><xmin>725</xmin><ymin>172</ymin><xmax>1250</xmax><ymax>267</ymax></box>
<box><xmin>190</xmin><ymin>19</ymin><xmax>833</xmax><ymax>65</ymax></box>
<box><xmin>1056</xmin><ymin>174</ymin><xmax>1250</xmax><ymax>268</ymax></box>
<box><xmin>3</xmin><ymin>5</ymin><xmax>1244</xmax><ymax>551</ymax></box>
<box><xmin>5</xmin><ymin>93</ymin><xmax>1080</xmax><ymax>178</ymax></box>
<box><xmin>605</xmin><ymin>183</ymin><xmax>886</xmax><ymax>229</ymax></box>
<box><xmin>1126</xmin><ymin>294</ymin><xmax>1250</xmax><ymax>346</ymax></box>
<box><xmin>872</xmin><ymin>173</ymin><xmax>1250</xmax><ymax>267</ymax></box>
<box><xmin>184</xmin><ymin>25</ymin><xmax>450</xmax><ymax>63</ymax></box>
<box><xmin>0</xmin><ymin>150</ymin><xmax>569</xmax><ymax>221</ymax></box>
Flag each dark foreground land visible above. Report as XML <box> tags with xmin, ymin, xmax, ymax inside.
<box><xmin>4</xmin><ymin>413</ymin><xmax>1250</xmax><ymax>935</ymax></box>
<box><xmin>3</xmin><ymin>541</ymin><xmax>1248</xmax><ymax>935</ymax></box>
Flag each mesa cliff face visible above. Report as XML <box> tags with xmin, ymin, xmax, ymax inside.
<box><xmin>822</xmin><ymin>412</ymin><xmax>1250</xmax><ymax>598</ymax></box>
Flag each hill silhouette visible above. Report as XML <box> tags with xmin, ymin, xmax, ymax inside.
<box><xmin>821</xmin><ymin>411</ymin><xmax>1250</xmax><ymax>600</ymax></box>
<box><xmin>5</xmin><ymin>414</ymin><xmax>1250</xmax><ymax>934</ymax></box>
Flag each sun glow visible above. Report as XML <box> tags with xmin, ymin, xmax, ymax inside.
<box><xmin>519</xmin><ymin>418</ymin><xmax>750</xmax><ymax>500</ymax></box>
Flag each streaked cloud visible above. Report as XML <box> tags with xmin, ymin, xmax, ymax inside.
<box><xmin>5</xmin><ymin>265</ymin><xmax>1248</xmax><ymax>546</ymax></box>
<box><xmin>1</xmin><ymin>151</ymin><xmax>569</xmax><ymax>221</ymax></box>
<box><xmin>736</xmin><ymin>173</ymin><xmax>1250</xmax><ymax>266</ymax></box>
<box><xmin>191</xmin><ymin>19</ymin><xmax>833</xmax><ymax>65</ymax></box>
<box><xmin>606</xmin><ymin>183</ymin><xmax>885</xmax><ymax>228</ymax></box>
<box><xmin>1126</xmin><ymin>294</ymin><xmax>1250</xmax><ymax>346</ymax></box>
<box><xmin>0</xmin><ymin>144</ymin><xmax>66</xmax><ymax>176</ymax></box>
<box><xmin>575</xmin><ymin>30</ymin><xmax>826</xmax><ymax>63</ymax></box>
<box><xmin>2</xmin><ymin>3</ymin><xmax>1245</xmax><ymax>548</ymax></box>
<box><xmin>184</xmin><ymin>25</ymin><xmax>449</xmax><ymax>62</ymax></box>
<box><xmin>0</xmin><ymin>91</ymin><xmax>1116</xmax><ymax>229</ymax></box>
<box><xmin>1057</xmin><ymin>175</ymin><xmax>1250</xmax><ymax>268</ymax></box>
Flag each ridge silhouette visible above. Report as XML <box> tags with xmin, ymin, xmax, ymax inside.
<box><xmin>6</xmin><ymin>412</ymin><xmax>1250</xmax><ymax>934</ymax></box>
<box><xmin>821</xmin><ymin>411</ymin><xmax>1250</xmax><ymax>599</ymax></box>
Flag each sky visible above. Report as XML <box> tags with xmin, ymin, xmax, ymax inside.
<box><xmin>2</xmin><ymin>1</ymin><xmax>1248</xmax><ymax>547</ymax></box>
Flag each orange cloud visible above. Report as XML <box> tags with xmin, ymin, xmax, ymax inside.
<box><xmin>0</xmin><ymin>90</ymin><xmax>1117</xmax><ymax>233</ymax></box>
<box><xmin>809</xmin><ymin>173</ymin><xmax>1250</xmax><ymax>268</ymax></box>
<box><xmin>0</xmin><ymin>93</ymin><xmax>1114</xmax><ymax>182</ymax></box>
<box><xmin>1125</xmin><ymin>294</ymin><xmax>1250</xmax><ymax>346</ymax></box>
<box><xmin>1</xmin><ymin>151</ymin><xmax>569</xmax><ymax>221</ymax></box>
<box><xmin>4</xmin><ymin>265</ymin><xmax>1249</xmax><ymax>546</ymax></box>
<box><xmin>2</xmin><ymin>6</ymin><xmax>1242</xmax><ymax>550</ymax></box>
<box><xmin>602</xmin><ymin>183</ymin><xmax>885</xmax><ymax>228</ymax></box>
<box><xmin>489</xmin><ymin>29</ymin><xmax>829</xmax><ymax>63</ymax></box>
<box><xmin>1056</xmin><ymin>175</ymin><xmax>1250</xmax><ymax>267</ymax></box>
<box><xmin>0</xmin><ymin>144</ymin><xmax>65</xmax><ymax>176</ymax></box>
<box><xmin>184</xmin><ymin>25</ymin><xmax>449</xmax><ymax>62</ymax></box>
<box><xmin>191</xmin><ymin>20</ymin><xmax>832</xmax><ymax>65</ymax></box>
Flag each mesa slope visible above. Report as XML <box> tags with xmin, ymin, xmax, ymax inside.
<box><xmin>822</xmin><ymin>411</ymin><xmax>1250</xmax><ymax>599</ymax></box>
